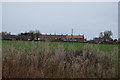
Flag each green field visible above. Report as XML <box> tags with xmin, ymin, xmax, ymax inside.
<box><xmin>2</xmin><ymin>40</ymin><xmax>118</xmax><ymax>54</ymax></box>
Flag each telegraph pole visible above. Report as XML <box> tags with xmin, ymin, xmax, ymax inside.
<box><xmin>71</xmin><ymin>28</ymin><xmax>73</xmax><ymax>41</ymax></box>
<box><xmin>71</xmin><ymin>28</ymin><xmax>73</xmax><ymax>36</ymax></box>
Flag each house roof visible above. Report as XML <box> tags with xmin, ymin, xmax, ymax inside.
<box><xmin>39</xmin><ymin>35</ymin><xmax>66</xmax><ymax>38</ymax></box>
<box><xmin>40</xmin><ymin>34</ymin><xmax>84</xmax><ymax>39</ymax></box>
<box><xmin>66</xmin><ymin>35</ymin><xmax>84</xmax><ymax>39</ymax></box>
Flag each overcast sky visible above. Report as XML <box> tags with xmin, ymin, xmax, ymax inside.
<box><xmin>2</xmin><ymin>2</ymin><xmax>118</xmax><ymax>40</ymax></box>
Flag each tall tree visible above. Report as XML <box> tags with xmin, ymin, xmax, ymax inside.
<box><xmin>103</xmin><ymin>30</ymin><xmax>113</xmax><ymax>39</ymax></box>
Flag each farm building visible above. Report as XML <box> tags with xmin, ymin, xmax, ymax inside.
<box><xmin>65</xmin><ymin>35</ymin><xmax>84</xmax><ymax>42</ymax></box>
<box><xmin>39</xmin><ymin>34</ymin><xmax>85</xmax><ymax>42</ymax></box>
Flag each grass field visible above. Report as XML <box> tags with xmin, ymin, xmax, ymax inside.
<box><xmin>2</xmin><ymin>40</ymin><xmax>118</xmax><ymax>54</ymax></box>
<box><xmin>2</xmin><ymin>40</ymin><xmax>119</xmax><ymax>78</ymax></box>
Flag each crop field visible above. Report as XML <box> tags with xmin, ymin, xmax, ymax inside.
<box><xmin>2</xmin><ymin>41</ymin><xmax>119</xmax><ymax>78</ymax></box>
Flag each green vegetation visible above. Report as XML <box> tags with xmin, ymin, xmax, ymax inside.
<box><xmin>2</xmin><ymin>40</ymin><xmax>118</xmax><ymax>54</ymax></box>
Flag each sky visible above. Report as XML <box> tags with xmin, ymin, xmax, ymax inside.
<box><xmin>1</xmin><ymin>0</ymin><xmax>119</xmax><ymax>2</ymax></box>
<box><xmin>0</xmin><ymin>3</ymin><xmax>2</xmax><ymax>32</ymax></box>
<box><xmin>118</xmin><ymin>2</ymin><xmax>120</xmax><ymax>38</ymax></box>
<box><xmin>2</xmin><ymin>2</ymin><xmax>118</xmax><ymax>40</ymax></box>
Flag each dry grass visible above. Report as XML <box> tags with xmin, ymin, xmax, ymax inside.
<box><xmin>2</xmin><ymin>42</ymin><xmax>118</xmax><ymax>78</ymax></box>
<box><xmin>0</xmin><ymin>41</ymin><xmax>2</xmax><ymax>79</ymax></box>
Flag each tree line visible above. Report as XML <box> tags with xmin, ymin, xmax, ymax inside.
<box><xmin>1</xmin><ymin>30</ymin><xmax>119</xmax><ymax>44</ymax></box>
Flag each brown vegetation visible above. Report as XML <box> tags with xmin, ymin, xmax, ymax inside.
<box><xmin>2</xmin><ymin>43</ymin><xmax>118</xmax><ymax>78</ymax></box>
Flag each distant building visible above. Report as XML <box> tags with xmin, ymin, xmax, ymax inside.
<box><xmin>39</xmin><ymin>34</ymin><xmax>85</xmax><ymax>42</ymax></box>
<box><xmin>65</xmin><ymin>35</ymin><xmax>84</xmax><ymax>42</ymax></box>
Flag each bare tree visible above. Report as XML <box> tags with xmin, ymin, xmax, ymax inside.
<box><xmin>98</xmin><ymin>30</ymin><xmax>113</xmax><ymax>42</ymax></box>
<box><xmin>103</xmin><ymin>30</ymin><xmax>113</xmax><ymax>39</ymax></box>
<box><xmin>35</xmin><ymin>30</ymin><xmax>41</xmax><ymax>40</ymax></box>
<box><xmin>29</xmin><ymin>30</ymin><xmax>34</xmax><ymax>34</ymax></box>
<box><xmin>35</xmin><ymin>30</ymin><xmax>40</xmax><ymax>34</ymax></box>
<box><xmin>99</xmin><ymin>32</ymin><xmax>104</xmax><ymax>38</ymax></box>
